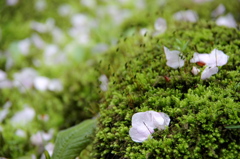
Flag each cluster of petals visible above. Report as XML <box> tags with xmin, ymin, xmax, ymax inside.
<box><xmin>190</xmin><ymin>49</ymin><xmax>229</xmax><ymax>79</ymax></box>
<box><xmin>129</xmin><ymin>111</ymin><xmax>170</xmax><ymax>143</ymax></box>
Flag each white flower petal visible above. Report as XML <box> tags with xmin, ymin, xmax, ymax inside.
<box><xmin>131</xmin><ymin>112</ymin><xmax>155</xmax><ymax>133</ymax></box>
<box><xmin>154</xmin><ymin>18</ymin><xmax>167</xmax><ymax>34</ymax></box>
<box><xmin>211</xmin><ymin>4</ymin><xmax>225</xmax><ymax>17</ymax></box>
<box><xmin>173</xmin><ymin>10</ymin><xmax>198</xmax><ymax>23</ymax></box>
<box><xmin>191</xmin><ymin>66</ymin><xmax>200</xmax><ymax>75</ymax></box>
<box><xmin>15</xmin><ymin>129</ymin><xmax>27</xmax><ymax>138</ymax></box>
<box><xmin>11</xmin><ymin>106</ymin><xmax>35</xmax><ymax>126</ymax></box>
<box><xmin>164</xmin><ymin>46</ymin><xmax>185</xmax><ymax>69</ymax></box>
<box><xmin>216</xmin><ymin>13</ymin><xmax>237</xmax><ymax>28</ymax></box>
<box><xmin>0</xmin><ymin>70</ymin><xmax>7</xmax><ymax>81</ymax></box>
<box><xmin>209</xmin><ymin>49</ymin><xmax>229</xmax><ymax>67</ymax></box>
<box><xmin>48</xmin><ymin>79</ymin><xmax>63</xmax><ymax>92</ymax></box>
<box><xmin>129</xmin><ymin>127</ymin><xmax>152</xmax><ymax>143</ymax></box>
<box><xmin>201</xmin><ymin>66</ymin><xmax>219</xmax><ymax>80</ymax></box>
<box><xmin>34</xmin><ymin>76</ymin><xmax>50</xmax><ymax>91</ymax></box>
<box><xmin>190</xmin><ymin>52</ymin><xmax>210</xmax><ymax>64</ymax></box>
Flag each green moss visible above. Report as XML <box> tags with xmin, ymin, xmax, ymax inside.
<box><xmin>94</xmin><ymin>21</ymin><xmax>240</xmax><ymax>158</ymax></box>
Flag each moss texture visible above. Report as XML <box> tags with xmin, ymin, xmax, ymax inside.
<box><xmin>94</xmin><ymin>20</ymin><xmax>240</xmax><ymax>158</ymax></box>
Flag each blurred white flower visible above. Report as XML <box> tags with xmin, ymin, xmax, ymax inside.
<box><xmin>31</xmin><ymin>130</ymin><xmax>53</xmax><ymax>146</ymax></box>
<box><xmin>51</xmin><ymin>27</ymin><xmax>65</xmax><ymax>44</ymax></box>
<box><xmin>173</xmin><ymin>10</ymin><xmax>198</xmax><ymax>23</ymax></box>
<box><xmin>44</xmin><ymin>44</ymin><xmax>66</xmax><ymax>65</ymax></box>
<box><xmin>18</xmin><ymin>38</ymin><xmax>31</xmax><ymax>55</ymax></box>
<box><xmin>92</xmin><ymin>43</ymin><xmax>109</xmax><ymax>54</ymax></box>
<box><xmin>0</xmin><ymin>101</ymin><xmax>12</xmax><ymax>123</ymax></box>
<box><xmin>31</xmin><ymin>33</ymin><xmax>46</xmax><ymax>49</ymax></box>
<box><xmin>216</xmin><ymin>13</ymin><xmax>237</xmax><ymax>28</ymax></box>
<box><xmin>6</xmin><ymin>0</ymin><xmax>18</xmax><ymax>6</ymax></box>
<box><xmin>34</xmin><ymin>76</ymin><xmax>50</xmax><ymax>91</ymax></box>
<box><xmin>31</xmin><ymin>18</ymin><xmax>55</xmax><ymax>33</ymax></box>
<box><xmin>80</xmin><ymin>0</ymin><xmax>96</xmax><ymax>8</ymax></box>
<box><xmin>71</xmin><ymin>14</ymin><xmax>89</xmax><ymax>28</ymax></box>
<box><xmin>58</xmin><ymin>4</ymin><xmax>72</xmax><ymax>17</ymax></box>
<box><xmin>10</xmin><ymin>106</ymin><xmax>35</xmax><ymax>126</ymax></box>
<box><xmin>13</xmin><ymin>68</ymin><xmax>38</xmax><ymax>91</ymax></box>
<box><xmin>164</xmin><ymin>46</ymin><xmax>185</xmax><ymax>69</ymax></box>
<box><xmin>35</xmin><ymin>0</ymin><xmax>47</xmax><ymax>12</ymax></box>
<box><xmin>0</xmin><ymin>70</ymin><xmax>7</xmax><ymax>81</ymax></box>
<box><xmin>193</xmin><ymin>0</ymin><xmax>212</xmax><ymax>3</ymax></box>
<box><xmin>99</xmin><ymin>74</ymin><xmax>108</xmax><ymax>91</ymax></box>
<box><xmin>48</xmin><ymin>79</ymin><xmax>63</xmax><ymax>92</ymax></box>
<box><xmin>15</xmin><ymin>129</ymin><xmax>27</xmax><ymax>138</ymax></box>
<box><xmin>45</xmin><ymin>143</ymin><xmax>54</xmax><ymax>156</ymax></box>
<box><xmin>154</xmin><ymin>18</ymin><xmax>167</xmax><ymax>34</ymax></box>
<box><xmin>211</xmin><ymin>4</ymin><xmax>225</xmax><ymax>17</ymax></box>
<box><xmin>191</xmin><ymin>66</ymin><xmax>200</xmax><ymax>75</ymax></box>
<box><xmin>129</xmin><ymin>111</ymin><xmax>170</xmax><ymax>143</ymax></box>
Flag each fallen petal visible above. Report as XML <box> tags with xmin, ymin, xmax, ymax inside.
<box><xmin>201</xmin><ymin>66</ymin><xmax>219</xmax><ymax>80</ymax></box>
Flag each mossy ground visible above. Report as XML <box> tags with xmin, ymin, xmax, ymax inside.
<box><xmin>94</xmin><ymin>20</ymin><xmax>240</xmax><ymax>158</ymax></box>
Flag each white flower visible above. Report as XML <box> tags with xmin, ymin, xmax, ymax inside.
<box><xmin>216</xmin><ymin>13</ymin><xmax>237</xmax><ymax>28</ymax></box>
<box><xmin>154</xmin><ymin>18</ymin><xmax>167</xmax><ymax>34</ymax></box>
<box><xmin>211</xmin><ymin>4</ymin><xmax>225</xmax><ymax>17</ymax></box>
<box><xmin>18</xmin><ymin>38</ymin><xmax>31</xmax><ymax>55</ymax></box>
<box><xmin>34</xmin><ymin>76</ymin><xmax>50</xmax><ymax>91</ymax></box>
<box><xmin>193</xmin><ymin>0</ymin><xmax>213</xmax><ymax>3</ymax></box>
<box><xmin>0</xmin><ymin>70</ymin><xmax>7</xmax><ymax>81</ymax></box>
<box><xmin>35</xmin><ymin>0</ymin><xmax>47</xmax><ymax>12</ymax></box>
<box><xmin>191</xmin><ymin>66</ymin><xmax>200</xmax><ymax>75</ymax></box>
<box><xmin>190</xmin><ymin>49</ymin><xmax>229</xmax><ymax>79</ymax></box>
<box><xmin>129</xmin><ymin>111</ymin><xmax>170</xmax><ymax>143</ymax></box>
<box><xmin>15</xmin><ymin>129</ymin><xmax>27</xmax><ymax>138</ymax></box>
<box><xmin>58</xmin><ymin>4</ymin><xmax>72</xmax><ymax>17</ymax></box>
<box><xmin>48</xmin><ymin>79</ymin><xmax>63</xmax><ymax>92</ymax></box>
<box><xmin>31</xmin><ymin>130</ymin><xmax>53</xmax><ymax>146</ymax></box>
<box><xmin>31</xmin><ymin>33</ymin><xmax>46</xmax><ymax>49</ymax></box>
<box><xmin>164</xmin><ymin>46</ymin><xmax>185</xmax><ymax>69</ymax></box>
<box><xmin>6</xmin><ymin>0</ymin><xmax>18</xmax><ymax>6</ymax></box>
<box><xmin>173</xmin><ymin>10</ymin><xmax>198</xmax><ymax>23</ymax></box>
<box><xmin>13</xmin><ymin>68</ymin><xmax>38</xmax><ymax>92</ymax></box>
<box><xmin>10</xmin><ymin>106</ymin><xmax>35</xmax><ymax>126</ymax></box>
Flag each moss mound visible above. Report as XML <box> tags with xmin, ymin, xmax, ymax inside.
<box><xmin>94</xmin><ymin>21</ymin><xmax>240</xmax><ymax>158</ymax></box>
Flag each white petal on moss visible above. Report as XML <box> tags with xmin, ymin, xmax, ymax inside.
<box><xmin>129</xmin><ymin>127</ymin><xmax>152</xmax><ymax>143</ymax></box>
<box><xmin>209</xmin><ymin>49</ymin><xmax>229</xmax><ymax>67</ymax></box>
<box><xmin>193</xmin><ymin>0</ymin><xmax>213</xmax><ymax>3</ymax></box>
<box><xmin>201</xmin><ymin>66</ymin><xmax>219</xmax><ymax>80</ymax></box>
<box><xmin>10</xmin><ymin>106</ymin><xmax>35</xmax><ymax>126</ymax></box>
<box><xmin>216</xmin><ymin>13</ymin><xmax>237</xmax><ymax>28</ymax></box>
<box><xmin>18</xmin><ymin>38</ymin><xmax>31</xmax><ymax>55</ymax></box>
<box><xmin>190</xmin><ymin>52</ymin><xmax>210</xmax><ymax>64</ymax></box>
<box><xmin>130</xmin><ymin>111</ymin><xmax>170</xmax><ymax>142</ymax></box>
<box><xmin>173</xmin><ymin>10</ymin><xmax>198</xmax><ymax>23</ymax></box>
<box><xmin>191</xmin><ymin>66</ymin><xmax>200</xmax><ymax>75</ymax></box>
<box><xmin>131</xmin><ymin>111</ymin><xmax>155</xmax><ymax>133</ymax></box>
<box><xmin>6</xmin><ymin>0</ymin><xmax>18</xmax><ymax>6</ymax></box>
<box><xmin>34</xmin><ymin>76</ymin><xmax>50</xmax><ymax>91</ymax></box>
<box><xmin>164</xmin><ymin>46</ymin><xmax>185</xmax><ymax>69</ymax></box>
<box><xmin>211</xmin><ymin>4</ymin><xmax>225</xmax><ymax>17</ymax></box>
<box><xmin>154</xmin><ymin>18</ymin><xmax>167</xmax><ymax>34</ymax></box>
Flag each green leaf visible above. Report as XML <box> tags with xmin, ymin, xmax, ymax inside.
<box><xmin>52</xmin><ymin>118</ymin><xmax>97</xmax><ymax>159</ymax></box>
<box><xmin>225</xmin><ymin>125</ymin><xmax>240</xmax><ymax>129</ymax></box>
<box><xmin>44</xmin><ymin>150</ymin><xmax>51</xmax><ymax>159</ymax></box>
